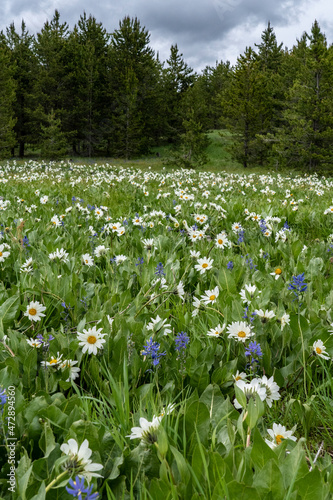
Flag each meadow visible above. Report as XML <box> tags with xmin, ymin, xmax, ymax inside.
<box><xmin>0</xmin><ymin>159</ymin><xmax>333</xmax><ymax>499</ymax></box>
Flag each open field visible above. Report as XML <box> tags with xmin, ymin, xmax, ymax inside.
<box><xmin>0</xmin><ymin>160</ymin><xmax>333</xmax><ymax>499</ymax></box>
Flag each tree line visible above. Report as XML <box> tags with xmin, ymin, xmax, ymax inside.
<box><xmin>0</xmin><ymin>11</ymin><xmax>333</xmax><ymax>171</ymax></box>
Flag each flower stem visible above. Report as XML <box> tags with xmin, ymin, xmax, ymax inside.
<box><xmin>45</xmin><ymin>470</ymin><xmax>68</xmax><ymax>493</ymax></box>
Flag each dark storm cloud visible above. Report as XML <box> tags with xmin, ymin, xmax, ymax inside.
<box><xmin>0</xmin><ymin>0</ymin><xmax>331</xmax><ymax>71</ymax></box>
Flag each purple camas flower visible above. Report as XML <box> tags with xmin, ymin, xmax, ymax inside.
<box><xmin>288</xmin><ymin>273</ymin><xmax>308</xmax><ymax>298</ymax></box>
<box><xmin>36</xmin><ymin>333</ymin><xmax>54</xmax><ymax>351</ymax></box>
<box><xmin>0</xmin><ymin>387</ymin><xmax>7</xmax><ymax>408</ymax></box>
<box><xmin>135</xmin><ymin>257</ymin><xmax>144</xmax><ymax>266</ymax></box>
<box><xmin>141</xmin><ymin>337</ymin><xmax>166</xmax><ymax>367</ymax></box>
<box><xmin>155</xmin><ymin>262</ymin><xmax>165</xmax><ymax>276</ymax></box>
<box><xmin>245</xmin><ymin>341</ymin><xmax>263</xmax><ymax>358</ymax></box>
<box><xmin>66</xmin><ymin>476</ymin><xmax>99</xmax><ymax>499</ymax></box>
<box><xmin>238</xmin><ymin>230</ymin><xmax>245</xmax><ymax>243</ymax></box>
<box><xmin>227</xmin><ymin>261</ymin><xmax>234</xmax><ymax>270</ymax></box>
<box><xmin>283</xmin><ymin>221</ymin><xmax>290</xmax><ymax>231</ymax></box>
<box><xmin>175</xmin><ymin>331</ymin><xmax>189</xmax><ymax>351</ymax></box>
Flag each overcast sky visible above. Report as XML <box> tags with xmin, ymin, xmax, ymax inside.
<box><xmin>1</xmin><ymin>0</ymin><xmax>333</xmax><ymax>72</ymax></box>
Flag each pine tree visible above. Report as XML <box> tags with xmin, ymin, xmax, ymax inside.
<box><xmin>163</xmin><ymin>44</ymin><xmax>196</xmax><ymax>143</ymax></box>
<box><xmin>40</xmin><ymin>110</ymin><xmax>67</xmax><ymax>159</ymax></box>
<box><xmin>0</xmin><ymin>38</ymin><xmax>16</xmax><ymax>158</ymax></box>
<box><xmin>5</xmin><ymin>21</ymin><xmax>37</xmax><ymax>157</ymax></box>
<box><xmin>221</xmin><ymin>47</ymin><xmax>264</xmax><ymax>167</ymax></box>
<box><xmin>109</xmin><ymin>16</ymin><xmax>160</xmax><ymax>158</ymax></box>
<box><xmin>275</xmin><ymin>21</ymin><xmax>333</xmax><ymax>170</ymax></box>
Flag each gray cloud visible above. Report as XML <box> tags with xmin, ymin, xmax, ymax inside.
<box><xmin>0</xmin><ymin>0</ymin><xmax>332</xmax><ymax>71</ymax></box>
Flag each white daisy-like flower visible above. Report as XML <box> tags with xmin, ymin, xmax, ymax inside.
<box><xmin>270</xmin><ymin>268</ymin><xmax>282</xmax><ymax>280</ymax></box>
<box><xmin>255</xmin><ymin>309</ymin><xmax>276</xmax><ymax>322</ymax></box>
<box><xmin>40</xmin><ymin>195</ymin><xmax>48</xmax><ymax>204</ymax></box>
<box><xmin>94</xmin><ymin>245</ymin><xmax>109</xmax><ymax>257</ymax></box>
<box><xmin>265</xmin><ymin>423</ymin><xmax>297</xmax><ymax>449</ymax></box>
<box><xmin>239</xmin><ymin>284</ymin><xmax>261</xmax><ymax>304</ymax></box>
<box><xmin>194</xmin><ymin>256</ymin><xmax>214</xmax><ymax>274</ymax></box>
<box><xmin>26</xmin><ymin>338</ymin><xmax>43</xmax><ymax>348</ymax></box>
<box><xmin>232</xmin><ymin>370</ymin><xmax>248</xmax><ymax>382</ymax></box>
<box><xmin>0</xmin><ymin>243</ymin><xmax>10</xmax><ymax>262</ymax></box>
<box><xmin>60</xmin><ymin>359</ymin><xmax>81</xmax><ymax>381</ymax></box>
<box><xmin>24</xmin><ymin>301</ymin><xmax>46</xmax><ymax>322</ymax></box>
<box><xmin>207</xmin><ymin>324</ymin><xmax>225</xmax><ymax>337</ymax></box>
<box><xmin>313</xmin><ymin>340</ymin><xmax>330</xmax><ymax>360</ymax></box>
<box><xmin>280</xmin><ymin>313</ymin><xmax>290</xmax><ymax>330</ymax></box>
<box><xmin>259</xmin><ymin>375</ymin><xmax>281</xmax><ymax>407</ymax></box>
<box><xmin>40</xmin><ymin>352</ymin><xmax>63</xmax><ymax>368</ymax></box>
<box><xmin>231</xmin><ymin>222</ymin><xmax>242</xmax><ymax>233</ymax></box>
<box><xmin>82</xmin><ymin>253</ymin><xmax>94</xmax><ymax>266</ymax></box>
<box><xmin>201</xmin><ymin>286</ymin><xmax>219</xmax><ymax>305</ymax></box>
<box><xmin>77</xmin><ymin>326</ymin><xmax>107</xmax><ymax>355</ymax></box>
<box><xmin>189</xmin><ymin>250</ymin><xmax>201</xmax><ymax>259</ymax></box>
<box><xmin>116</xmin><ymin>226</ymin><xmax>125</xmax><ymax>236</ymax></box>
<box><xmin>20</xmin><ymin>257</ymin><xmax>33</xmax><ymax>274</ymax></box>
<box><xmin>94</xmin><ymin>207</ymin><xmax>103</xmax><ymax>218</ymax></box>
<box><xmin>146</xmin><ymin>315</ymin><xmax>172</xmax><ymax>336</ymax></box>
<box><xmin>114</xmin><ymin>254</ymin><xmax>127</xmax><ymax>264</ymax></box>
<box><xmin>176</xmin><ymin>281</ymin><xmax>185</xmax><ymax>302</ymax></box>
<box><xmin>126</xmin><ymin>416</ymin><xmax>161</xmax><ymax>444</ymax></box>
<box><xmin>49</xmin><ymin>248</ymin><xmax>69</xmax><ymax>263</ymax></box>
<box><xmin>215</xmin><ymin>233</ymin><xmax>229</xmax><ymax>249</ymax></box>
<box><xmin>192</xmin><ymin>296</ymin><xmax>202</xmax><ymax>317</ymax></box>
<box><xmin>233</xmin><ymin>378</ymin><xmax>266</xmax><ymax>409</ymax></box>
<box><xmin>50</xmin><ymin>215</ymin><xmax>61</xmax><ymax>227</ymax></box>
<box><xmin>227</xmin><ymin>321</ymin><xmax>254</xmax><ymax>342</ymax></box>
<box><xmin>60</xmin><ymin>438</ymin><xmax>103</xmax><ymax>482</ymax></box>
<box><xmin>141</xmin><ymin>238</ymin><xmax>156</xmax><ymax>250</ymax></box>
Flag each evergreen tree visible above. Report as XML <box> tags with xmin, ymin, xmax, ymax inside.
<box><xmin>32</xmin><ymin>10</ymin><xmax>71</xmax><ymax>147</ymax></box>
<box><xmin>70</xmin><ymin>13</ymin><xmax>110</xmax><ymax>156</ymax></box>
<box><xmin>0</xmin><ymin>38</ymin><xmax>16</xmax><ymax>158</ymax></box>
<box><xmin>40</xmin><ymin>110</ymin><xmax>67</xmax><ymax>159</ymax></box>
<box><xmin>221</xmin><ymin>47</ymin><xmax>264</xmax><ymax>167</ymax></box>
<box><xmin>163</xmin><ymin>44</ymin><xmax>196</xmax><ymax>143</ymax></box>
<box><xmin>275</xmin><ymin>21</ymin><xmax>333</xmax><ymax>170</ymax></box>
<box><xmin>5</xmin><ymin>21</ymin><xmax>37</xmax><ymax>157</ymax></box>
<box><xmin>109</xmin><ymin>16</ymin><xmax>160</xmax><ymax>158</ymax></box>
<box><xmin>253</xmin><ymin>22</ymin><xmax>285</xmax><ymax>165</ymax></box>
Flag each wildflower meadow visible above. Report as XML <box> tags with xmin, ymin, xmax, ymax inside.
<box><xmin>0</xmin><ymin>160</ymin><xmax>333</xmax><ymax>499</ymax></box>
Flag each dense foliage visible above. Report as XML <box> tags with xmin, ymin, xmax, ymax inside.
<box><xmin>1</xmin><ymin>14</ymin><xmax>333</xmax><ymax>171</ymax></box>
<box><xmin>0</xmin><ymin>160</ymin><xmax>333</xmax><ymax>498</ymax></box>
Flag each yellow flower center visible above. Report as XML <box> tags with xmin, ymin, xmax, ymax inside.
<box><xmin>87</xmin><ymin>335</ymin><xmax>97</xmax><ymax>344</ymax></box>
<box><xmin>275</xmin><ymin>268</ymin><xmax>282</xmax><ymax>275</ymax></box>
<box><xmin>202</xmin><ymin>263</ymin><xmax>208</xmax><ymax>268</ymax></box>
<box><xmin>0</xmin><ymin>252</ymin><xmax>2</xmax><ymax>257</ymax></box>
<box><xmin>235</xmin><ymin>375</ymin><xmax>242</xmax><ymax>380</ymax></box>
<box><xmin>237</xmin><ymin>331</ymin><xmax>246</xmax><ymax>338</ymax></box>
<box><xmin>275</xmin><ymin>434</ymin><xmax>284</xmax><ymax>445</ymax></box>
<box><xmin>49</xmin><ymin>359</ymin><xmax>58</xmax><ymax>364</ymax></box>
<box><xmin>29</xmin><ymin>308</ymin><xmax>37</xmax><ymax>316</ymax></box>
<box><xmin>218</xmin><ymin>239</ymin><xmax>223</xmax><ymax>245</ymax></box>
<box><xmin>209</xmin><ymin>295</ymin><xmax>216</xmax><ymax>301</ymax></box>
<box><xmin>315</xmin><ymin>347</ymin><xmax>322</xmax><ymax>354</ymax></box>
<box><xmin>85</xmin><ymin>259</ymin><xmax>89</xmax><ymax>263</ymax></box>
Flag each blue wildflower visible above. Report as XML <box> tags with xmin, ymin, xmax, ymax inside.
<box><xmin>141</xmin><ymin>337</ymin><xmax>166</xmax><ymax>367</ymax></box>
<box><xmin>155</xmin><ymin>262</ymin><xmax>165</xmax><ymax>276</ymax></box>
<box><xmin>227</xmin><ymin>261</ymin><xmax>234</xmax><ymax>270</ymax></box>
<box><xmin>245</xmin><ymin>341</ymin><xmax>263</xmax><ymax>358</ymax></box>
<box><xmin>288</xmin><ymin>273</ymin><xmax>308</xmax><ymax>299</ymax></box>
<box><xmin>175</xmin><ymin>332</ymin><xmax>189</xmax><ymax>351</ymax></box>
<box><xmin>66</xmin><ymin>476</ymin><xmax>99</xmax><ymax>499</ymax></box>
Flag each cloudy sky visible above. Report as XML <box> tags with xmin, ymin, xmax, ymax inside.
<box><xmin>1</xmin><ymin>0</ymin><xmax>333</xmax><ymax>72</ymax></box>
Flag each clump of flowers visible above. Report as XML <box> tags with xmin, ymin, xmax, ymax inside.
<box><xmin>175</xmin><ymin>331</ymin><xmax>189</xmax><ymax>372</ymax></box>
<box><xmin>288</xmin><ymin>273</ymin><xmax>307</xmax><ymax>301</ymax></box>
<box><xmin>141</xmin><ymin>337</ymin><xmax>166</xmax><ymax>367</ymax></box>
<box><xmin>66</xmin><ymin>476</ymin><xmax>99</xmax><ymax>499</ymax></box>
